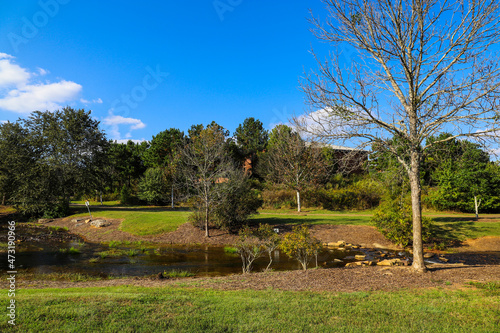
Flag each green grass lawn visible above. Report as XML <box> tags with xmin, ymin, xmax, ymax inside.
<box><xmin>2</xmin><ymin>283</ymin><xmax>498</xmax><ymax>332</ymax></box>
<box><xmin>68</xmin><ymin>206</ymin><xmax>190</xmax><ymax>236</ymax></box>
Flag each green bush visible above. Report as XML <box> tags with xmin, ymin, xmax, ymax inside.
<box><xmin>42</xmin><ymin>202</ymin><xmax>70</xmax><ymax>219</ymax></box>
<box><xmin>213</xmin><ymin>176</ymin><xmax>263</xmax><ymax>232</ymax></box>
<box><xmin>371</xmin><ymin>198</ymin><xmax>433</xmax><ymax>247</ymax></box>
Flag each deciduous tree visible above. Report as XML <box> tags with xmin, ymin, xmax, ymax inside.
<box><xmin>262</xmin><ymin>125</ymin><xmax>329</xmax><ymax>212</ymax></box>
<box><xmin>297</xmin><ymin>0</ymin><xmax>500</xmax><ymax>272</ymax></box>
<box><xmin>178</xmin><ymin>123</ymin><xmax>234</xmax><ymax>237</ymax></box>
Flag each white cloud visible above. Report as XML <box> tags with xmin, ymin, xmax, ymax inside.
<box><xmin>0</xmin><ymin>53</ymin><xmax>82</xmax><ymax>114</ymax></box>
<box><xmin>0</xmin><ymin>80</ymin><xmax>82</xmax><ymax>114</ymax></box>
<box><xmin>80</xmin><ymin>97</ymin><xmax>103</xmax><ymax>104</ymax></box>
<box><xmin>102</xmin><ymin>111</ymin><xmax>146</xmax><ymax>140</ymax></box>
<box><xmin>36</xmin><ymin>67</ymin><xmax>49</xmax><ymax>76</ymax></box>
<box><xmin>0</xmin><ymin>54</ymin><xmax>30</xmax><ymax>88</ymax></box>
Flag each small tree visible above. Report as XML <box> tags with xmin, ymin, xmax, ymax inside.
<box><xmin>257</xmin><ymin>224</ymin><xmax>281</xmax><ymax>271</ymax></box>
<box><xmin>234</xmin><ymin>226</ymin><xmax>265</xmax><ymax>274</ymax></box>
<box><xmin>212</xmin><ymin>170</ymin><xmax>263</xmax><ymax>232</ymax></box>
<box><xmin>178</xmin><ymin>123</ymin><xmax>234</xmax><ymax>237</ymax></box>
<box><xmin>280</xmin><ymin>225</ymin><xmax>322</xmax><ymax>270</ymax></box>
<box><xmin>262</xmin><ymin>125</ymin><xmax>329</xmax><ymax>212</ymax></box>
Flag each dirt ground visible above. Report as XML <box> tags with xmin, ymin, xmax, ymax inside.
<box><xmin>5</xmin><ymin>213</ymin><xmax>500</xmax><ymax>292</ymax></box>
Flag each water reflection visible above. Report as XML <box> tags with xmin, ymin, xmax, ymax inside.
<box><xmin>1</xmin><ymin>242</ymin><xmax>365</xmax><ymax>277</ymax></box>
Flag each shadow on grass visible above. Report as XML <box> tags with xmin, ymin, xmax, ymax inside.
<box><xmin>251</xmin><ymin>215</ymin><xmax>371</xmax><ymax>226</ymax></box>
<box><xmin>429</xmin><ymin>221</ymin><xmax>479</xmax><ymax>246</ymax></box>
<box><xmin>69</xmin><ymin>206</ymin><xmax>192</xmax><ymax>214</ymax></box>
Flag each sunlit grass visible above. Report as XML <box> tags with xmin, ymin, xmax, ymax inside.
<box><xmin>67</xmin><ymin>208</ymin><xmax>190</xmax><ymax>236</ymax></box>
<box><xmin>3</xmin><ymin>283</ymin><xmax>499</xmax><ymax>332</ymax></box>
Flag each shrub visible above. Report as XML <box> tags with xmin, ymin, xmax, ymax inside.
<box><xmin>234</xmin><ymin>226</ymin><xmax>266</xmax><ymax>273</ymax></box>
<box><xmin>280</xmin><ymin>225</ymin><xmax>322</xmax><ymax>270</ymax></box>
<box><xmin>371</xmin><ymin>198</ymin><xmax>433</xmax><ymax>247</ymax></box>
<box><xmin>257</xmin><ymin>224</ymin><xmax>281</xmax><ymax>271</ymax></box>
<box><xmin>188</xmin><ymin>210</ymin><xmax>208</xmax><ymax>230</ymax></box>
<box><xmin>212</xmin><ymin>174</ymin><xmax>263</xmax><ymax>232</ymax></box>
<box><xmin>42</xmin><ymin>202</ymin><xmax>70</xmax><ymax>219</ymax></box>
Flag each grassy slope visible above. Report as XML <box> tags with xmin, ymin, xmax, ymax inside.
<box><xmin>2</xmin><ymin>284</ymin><xmax>499</xmax><ymax>332</ymax></box>
<box><xmin>69</xmin><ymin>206</ymin><xmax>190</xmax><ymax>236</ymax></box>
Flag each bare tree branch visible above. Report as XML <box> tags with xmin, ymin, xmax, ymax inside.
<box><xmin>295</xmin><ymin>0</ymin><xmax>500</xmax><ymax>272</ymax></box>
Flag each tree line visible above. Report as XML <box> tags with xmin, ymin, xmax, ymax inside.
<box><xmin>1</xmin><ymin>107</ymin><xmax>500</xmax><ymax>235</ymax></box>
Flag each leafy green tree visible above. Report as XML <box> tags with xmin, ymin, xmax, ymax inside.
<box><xmin>0</xmin><ymin>122</ymin><xmax>29</xmax><ymax>206</ymax></box>
<box><xmin>138</xmin><ymin>167</ymin><xmax>168</xmax><ymax>205</ymax></box>
<box><xmin>0</xmin><ymin>107</ymin><xmax>109</xmax><ymax>217</ymax></box>
<box><xmin>234</xmin><ymin>117</ymin><xmax>268</xmax><ymax>176</ymax></box>
<box><xmin>235</xmin><ymin>117</ymin><xmax>268</xmax><ymax>156</ymax></box>
<box><xmin>427</xmin><ymin>139</ymin><xmax>500</xmax><ymax>216</ymax></box>
<box><xmin>280</xmin><ymin>225</ymin><xmax>322</xmax><ymax>270</ymax></box>
<box><xmin>142</xmin><ymin>128</ymin><xmax>184</xmax><ymax>206</ymax></box>
<box><xmin>143</xmin><ymin>128</ymin><xmax>184</xmax><ymax>169</ymax></box>
<box><xmin>108</xmin><ymin>140</ymin><xmax>148</xmax><ymax>194</ymax></box>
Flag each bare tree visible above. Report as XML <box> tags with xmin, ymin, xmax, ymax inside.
<box><xmin>296</xmin><ymin>0</ymin><xmax>500</xmax><ymax>272</ymax></box>
<box><xmin>178</xmin><ymin>125</ymin><xmax>234</xmax><ymax>237</ymax></box>
<box><xmin>262</xmin><ymin>125</ymin><xmax>329</xmax><ymax>212</ymax></box>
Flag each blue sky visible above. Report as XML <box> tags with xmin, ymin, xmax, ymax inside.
<box><xmin>0</xmin><ymin>1</ymin><xmax>331</xmax><ymax>142</ymax></box>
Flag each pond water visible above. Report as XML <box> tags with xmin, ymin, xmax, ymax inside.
<box><xmin>0</xmin><ymin>224</ymin><xmax>369</xmax><ymax>277</ymax></box>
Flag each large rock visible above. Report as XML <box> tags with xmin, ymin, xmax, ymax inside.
<box><xmin>37</xmin><ymin>218</ymin><xmax>53</xmax><ymax>224</ymax></box>
<box><xmin>90</xmin><ymin>219</ymin><xmax>110</xmax><ymax>228</ymax></box>
<box><xmin>377</xmin><ymin>259</ymin><xmax>401</xmax><ymax>266</ymax></box>
<box><xmin>327</xmin><ymin>240</ymin><xmax>346</xmax><ymax>248</ymax></box>
<box><xmin>355</xmin><ymin>255</ymin><xmax>366</xmax><ymax>261</ymax></box>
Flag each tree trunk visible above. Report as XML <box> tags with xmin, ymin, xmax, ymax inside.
<box><xmin>474</xmin><ymin>196</ymin><xmax>481</xmax><ymax>219</ymax></box>
<box><xmin>205</xmin><ymin>205</ymin><xmax>209</xmax><ymax>238</ymax></box>
<box><xmin>409</xmin><ymin>152</ymin><xmax>426</xmax><ymax>273</ymax></box>
<box><xmin>297</xmin><ymin>190</ymin><xmax>301</xmax><ymax>212</ymax></box>
<box><xmin>171</xmin><ymin>184</ymin><xmax>174</xmax><ymax>209</ymax></box>
<box><xmin>1</xmin><ymin>194</ymin><xmax>5</xmax><ymax>206</ymax></box>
